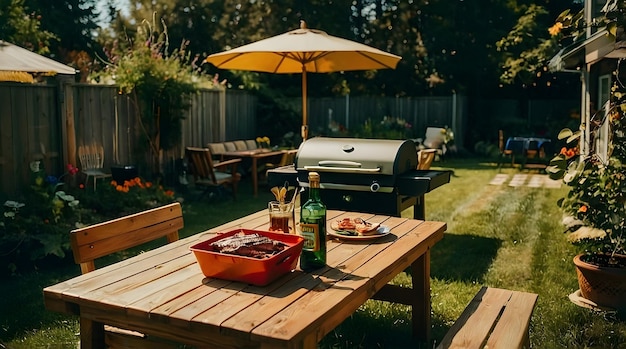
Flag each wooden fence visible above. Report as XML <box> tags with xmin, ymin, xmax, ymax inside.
<box><xmin>306</xmin><ymin>94</ymin><xmax>466</xmax><ymax>143</ymax></box>
<box><xmin>0</xmin><ymin>82</ymin><xmax>257</xmax><ymax>196</ymax></box>
<box><xmin>0</xmin><ymin>80</ymin><xmax>577</xmax><ymax>197</ymax></box>
<box><xmin>0</xmin><ymin>83</ymin><xmax>63</xmax><ymax>197</ymax></box>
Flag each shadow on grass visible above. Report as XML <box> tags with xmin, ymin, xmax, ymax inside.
<box><xmin>430</xmin><ymin>232</ymin><xmax>502</xmax><ymax>282</ymax></box>
<box><xmin>0</xmin><ymin>178</ymin><xmax>272</xmax><ymax>343</ymax></box>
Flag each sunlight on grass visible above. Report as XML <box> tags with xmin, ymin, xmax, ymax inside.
<box><xmin>3</xmin><ymin>158</ymin><xmax>625</xmax><ymax>349</ymax></box>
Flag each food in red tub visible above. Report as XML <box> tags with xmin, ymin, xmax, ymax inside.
<box><xmin>190</xmin><ymin>229</ymin><xmax>304</xmax><ymax>286</ymax></box>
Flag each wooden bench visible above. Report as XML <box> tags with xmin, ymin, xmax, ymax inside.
<box><xmin>69</xmin><ymin>202</ymin><xmax>184</xmax><ymax>348</ymax></box>
<box><xmin>437</xmin><ymin>286</ymin><xmax>538</xmax><ymax>349</ymax></box>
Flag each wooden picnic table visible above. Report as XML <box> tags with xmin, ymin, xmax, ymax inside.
<box><xmin>221</xmin><ymin>148</ymin><xmax>291</xmax><ymax>196</ymax></box>
<box><xmin>43</xmin><ymin>209</ymin><xmax>446</xmax><ymax>349</ymax></box>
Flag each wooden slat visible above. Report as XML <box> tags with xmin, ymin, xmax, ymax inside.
<box><xmin>487</xmin><ymin>290</ymin><xmax>538</xmax><ymax>349</ymax></box>
<box><xmin>249</xmin><ymin>219</ymin><xmax>444</xmax><ymax>346</ymax></box>
<box><xmin>436</xmin><ymin>287</ymin><xmax>539</xmax><ymax>349</ymax></box>
<box><xmin>72</xmin><ymin>203</ymin><xmax>182</xmax><ymax>245</ymax></box>
<box><xmin>70</xmin><ymin>203</ymin><xmax>183</xmax><ymax>267</ymax></box>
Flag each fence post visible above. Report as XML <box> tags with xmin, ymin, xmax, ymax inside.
<box><xmin>64</xmin><ymin>83</ymin><xmax>77</xmax><ymax>168</ymax></box>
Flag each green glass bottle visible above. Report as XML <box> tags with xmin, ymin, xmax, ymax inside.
<box><xmin>299</xmin><ymin>172</ymin><xmax>327</xmax><ymax>272</ymax></box>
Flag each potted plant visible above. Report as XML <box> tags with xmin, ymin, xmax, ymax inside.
<box><xmin>547</xmin><ymin>76</ymin><xmax>626</xmax><ymax>313</ymax></box>
<box><xmin>544</xmin><ymin>0</ymin><xmax>626</xmax><ymax>313</ymax></box>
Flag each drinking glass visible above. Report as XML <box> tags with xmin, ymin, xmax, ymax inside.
<box><xmin>268</xmin><ymin>201</ymin><xmax>294</xmax><ymax>233</ymax></box>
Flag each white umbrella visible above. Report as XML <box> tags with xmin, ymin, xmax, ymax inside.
<box><xmin>205</xmin><ymin>21</ymin><xmax>401</xmax><ymax>139</ymax></box>
<box><xmin>0</xmin><ymin>40</ymin><xmax>76</xmax><ymax>76</ymax></box>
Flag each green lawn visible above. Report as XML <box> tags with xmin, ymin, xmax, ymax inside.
<box><xmin>1</xmin><ymin>158</ymin><xmax>625</xmax><ymax>348</ymax></box>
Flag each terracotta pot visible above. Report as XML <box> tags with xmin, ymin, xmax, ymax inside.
<box><xmin>573</xmin><ymin>253</ymin><xmax>626</xmax><ymax>312</ymax></box>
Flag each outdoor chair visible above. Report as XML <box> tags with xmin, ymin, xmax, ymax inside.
<box><xmin>421</xmin><ymin>127</ymin><xmax>447</xmax><ymax>160</ymax></box>
<box><xmin>234</xmin><ymin>140</ymin><xmax>248</xmax><ymax>150</ymax></box>
<box><xmin>223</xmin><ymin>141</ymin><xmax>237</xmax><ymax>152</ymax></box>
<box><xmin>417</xmin><ymin>149</ymin><xmax>437</xmax><ymax>170</ymax></box>
<box><xmin>69</xmin><ymin>202</ymin><xmax>183</xmax><ymax>349</ymax></box>
<box><xmin>245</xmin><ymin>139</ymin><xmax>258</xmax><ymax>149</ymax></box>
<box><xmin>78</xmin><ymin>143</ymin><xmax>111</xmax><ymax>190</ymax></box>
<box><xmin>498</xmin><ymin>129</ymin><xmax>515</xmax><ymax>170</ymax></box>
<box><xmin>265</xmin><ymin>149</ymin><xmax>297</xmax><ymax>171</ymax></box>
<box><xmin>207</xmin><ymin>142</ymin><xmax>227</xmax><ymax>161</ymax></box>
<box><xmin>185</xmin><ymin>146</ymin><xmax>241</xmax><ymax>199</ymax></box>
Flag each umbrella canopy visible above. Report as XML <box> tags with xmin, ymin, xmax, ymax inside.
<box><xmin>205</xmin><ymin>21</ymin><xmax>401</xmax><ymax>139</ymax></box>
<box><xmin>0</xmin><ymin>40</ymin><xmax>76</xmax><ymax>78</ymax></box>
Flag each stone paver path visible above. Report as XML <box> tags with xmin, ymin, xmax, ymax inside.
<box><xmin>489</xmin><ymin>173</ymin><xmax>561</xmax><ymax>188</ymax></box>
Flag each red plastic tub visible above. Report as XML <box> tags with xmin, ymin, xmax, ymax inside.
<box><xmin>189</xmin><ymin>229</ymin><xmax>304</xmax><ymax>286</ymax></box>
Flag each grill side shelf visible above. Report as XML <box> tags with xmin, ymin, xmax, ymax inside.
<box><xmin>396</xmin><ymin>170</ymin><xmax>451</xmax><ymax>196</ymax></box>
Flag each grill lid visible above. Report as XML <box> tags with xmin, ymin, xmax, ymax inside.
<box><xmin>296</xmin><ymin>137</ymin><xmax>417</xmax><ymax>176</ymax></box>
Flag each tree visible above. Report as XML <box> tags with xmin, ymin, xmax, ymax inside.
<box><xmin>92</xmin><ymin>17</ymin><xmax>220</xmax><ymax>178</ymax></box>
<box><xmin>23</xmin><ymin>0</ymin><xmax>101</xmax><ymax>54</ymax></box>
<box><xmin>0</xmin><ymin>0</ymin><xmax>55</xmax><ymax>54</ymax></box>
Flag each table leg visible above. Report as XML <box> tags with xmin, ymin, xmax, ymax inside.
<box><xmin>80</xmin><ymin>317</ymin><xmax>105</xmax><ymax>349</ymax></box>
<box><xmin>413</xmin><ymin>195</ymin><xmax>425</xmax><ymax>220</ymax></box>
<box><xmin>411</xmin><ymin>250</ymin><xmax>431</xmax><ymax>343</ymax></box>
<box><xmin>252</xmin><ymin>157</ymin><xmax>258</xmax><ymax>196</ymax></box>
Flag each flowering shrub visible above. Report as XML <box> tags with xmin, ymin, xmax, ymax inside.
<box><xmin>78</xmin><ymin>177</ymin><xmax>177</xmax><ymax>218</ymax></box>
<box><xmin>548</xmin><ymin>91</ymin><xmax>626</xmax><ymax>267</ymax></box>
<box><xmin>355</xmin><ymin>116</ymin><xmax>413</xmax><ymax>140</ymax></box>
<box><xmin>0</xmin><ymin>162</ymin><xmax>83</xmax><ymax>274</ymax></box>
<box><xmin>0</xmin><ymin>162</ymin><xmax>177</xmax><ymax>275</ymax></box>
<box><xmin>256</xmin><ymin>136</ymin><xmax>271</xmax><ymax>148</ymax></box>
<box><xmin>441</xmin><ymin>126</ymin><xmax>455</xmax><ymax>146</ymax></box>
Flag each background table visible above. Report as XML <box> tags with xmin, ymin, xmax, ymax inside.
<box><xmin>44</xmin><ymin>209</ymin><xmax>446</xmax><ymax>349</ymax></box>
<box><xmin>222</xmin><ymin>148</ymin><xmax>290</xmax><ymax>196</ymax></box>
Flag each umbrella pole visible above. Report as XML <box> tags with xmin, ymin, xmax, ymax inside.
<box><xmin>301</xmin><ymin>67</ymin><xmax>308</xmax><ymax>140</ymax></box>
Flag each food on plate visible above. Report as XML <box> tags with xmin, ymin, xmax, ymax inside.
<box><xmin>331</xmin><ymin>218</ymin><xmax>381</xmax><ymax>236</ymax></box>
<box><xmin>211</xmin><ymin>232</ymin><xmax>287</xmax><ymax>258</ymax></box>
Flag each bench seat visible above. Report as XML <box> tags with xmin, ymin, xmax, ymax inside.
<box><xmin>437</xmin><ymin>286</ymin><xmax>538</xmax><ymax>349</ymax></box>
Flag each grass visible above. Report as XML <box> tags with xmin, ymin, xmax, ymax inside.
<box><xmin>2</xmin><ymin>158</ymin><xmax>626</xmax><ymax>348</ymax></box>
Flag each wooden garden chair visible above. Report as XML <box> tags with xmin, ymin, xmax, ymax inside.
<box><xmin>69</xmin><ymin>202</ymin><xmax>183</xmax><ymax>348</ymax></box>
<box><xmin>185</xmin><ymin>146</ymin><xmax>242</xmax><ymax>199</ymax></box>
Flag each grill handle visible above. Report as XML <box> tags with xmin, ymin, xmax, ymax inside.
<box><xmin>303</xmin><ymin>165</ymin><xmax>381</xmax><ymax>173</ymax></box>
<box><xmin>318</xmin><ymin>160</ymin><xmax>362</xmax><ymax>168</ymax></box>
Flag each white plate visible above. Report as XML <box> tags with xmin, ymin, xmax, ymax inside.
<box><xmin>328</xmin><ymin>225</ymin><xmax>391</xmax><ymax>241</ymax></box>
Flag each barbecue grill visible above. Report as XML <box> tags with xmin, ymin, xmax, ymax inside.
<box><xmin>267</xmin><ymin>137</ymin><xmax>451</xmax><ymax>219</ymax></box>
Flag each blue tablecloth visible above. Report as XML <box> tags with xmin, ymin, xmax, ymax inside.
<box><xmin>505</xmin><ymin>137</ymin><xmax>552</xmax><ymax>157</ymax></box>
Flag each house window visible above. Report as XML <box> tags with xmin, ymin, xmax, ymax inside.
<box><xmin>595</xmin><ymin>74</ymin><xmax>611</xmax><ymax>163</ymax></box>
<box><xmin>587</xmin><ymin>0</ymin><xmax>607</xmax><ymax>35</ymax></box>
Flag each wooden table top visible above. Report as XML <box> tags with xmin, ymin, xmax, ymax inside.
<box><xmin>44</xmin><ymin>209</ymin><xmax>446</xmax><ymax>348</ymax></box>
<box><xmin>222</xmin><ymin>148</ymin><xmax>286</xmax><ymax>158</ymax></box>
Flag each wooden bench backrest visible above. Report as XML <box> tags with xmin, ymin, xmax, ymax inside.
<box><xmin>70</xmin><ymin>202</ymin><xmax>183</xmax><ymax>274</ymax></box>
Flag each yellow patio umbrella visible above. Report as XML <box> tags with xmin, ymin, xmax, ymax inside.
<box><xmin>205</xmin><ymin>21</ymin><xmax>401</xmax><ymax>140</ymax></box>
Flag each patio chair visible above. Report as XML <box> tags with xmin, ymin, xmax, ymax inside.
<box><xmin>417</xmin><ymin>149</ymin><xmax>437</xmax><ymax>170</ymax></box>
<box><xmin>207</xmin><ymin>142</ymin><xmax>227</xmax><ymax>161</ymax></box>
<box><xmin>498</xmin><ymin>130</ymin><xmax>515</xmax><ymax>170</ymax></box>
<box><xmin>78</xmin><ymin>143</ymin><xmax>111</xmax><ymax>190</ymax></box>
<box><xmin>266</xmin><ymin>149</ymin><xmax>297</xmax><ymax>171</ymax></box>
<box><xmin>422</xmin><ymin>127</ymin><xmax>447</xmax><ymax>160</ymax></box>
<box><xmin>185</xmin><ymin>146</ymin><xmax>242</xmax><ymax>199</ymax></box>
<box><xmin>69</xmin><ymin>202</ymin><xmax>183</xmax><ymax>348</ymax></box>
